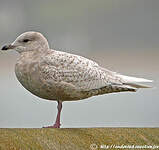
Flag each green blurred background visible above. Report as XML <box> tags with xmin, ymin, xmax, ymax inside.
<box><xmin>0</xmin><ymin>0</ymin><xmax>158</xmax><ymax>128</ymax></box>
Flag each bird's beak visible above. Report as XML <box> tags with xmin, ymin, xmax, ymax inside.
<box><xmin>1</xmin><ymin>44</ymin><xmax>16</xmax><ymax>51</ymax></box>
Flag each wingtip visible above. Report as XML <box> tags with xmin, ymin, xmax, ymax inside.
<box><xmin>140</xmin><ymin>78</ymin><xmax>153</xmax><ymax>83</ymax></box>
<box><xmin>117</xmin><ymin>74</ymin><xmax>153</xmax><ymax>83</ymax></box>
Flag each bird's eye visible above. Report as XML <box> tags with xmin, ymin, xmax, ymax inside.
<box><xmin>22</xmin><ymin>39</ymin><xmax>30</xmax><ymax>43</ymax></box>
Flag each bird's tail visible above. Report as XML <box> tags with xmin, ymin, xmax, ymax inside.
<box><xmin>117</xmin><ymin>74</ymin><xmax>153</xmax><ymax>88</ymax></box>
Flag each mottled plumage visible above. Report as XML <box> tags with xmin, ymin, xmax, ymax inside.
<box><xmin>1</xmin><ymin>31</ymin><xmax>152</xmax><ymax>128</ymax></box>
<box><xmin>14</xmin><ymin>48</ymin><xmax>133</xmax><ymax>101</ymax></box>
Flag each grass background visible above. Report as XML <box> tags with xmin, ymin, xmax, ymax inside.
<box><xmin>0</xmin><ymin>128</ymin><xmax>159</xmax><ymax>150</ymax></box>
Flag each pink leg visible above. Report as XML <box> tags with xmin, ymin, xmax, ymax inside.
<box><xmin>43</xmin><ymin>101</ymin><xmax>62</xmax><ymax>128</ymax></box>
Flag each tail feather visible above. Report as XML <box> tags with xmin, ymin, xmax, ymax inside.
<box><xmin>123</xmin><ymin>83</ymin><xmax>152</xmax><ymax>88</ymax></box>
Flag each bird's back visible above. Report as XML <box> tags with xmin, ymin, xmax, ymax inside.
<box><xmin>40</xmin><ymin>50</ymin><xmax>142</xmax><ymax>99</ymax></box>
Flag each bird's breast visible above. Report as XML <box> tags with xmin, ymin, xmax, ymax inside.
<box><xmin>15</xmin><ymin>54</ymin><xmax>58</xmax><ymax>100</ymax></box>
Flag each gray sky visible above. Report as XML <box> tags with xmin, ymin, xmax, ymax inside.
<box><xmin>0</xmin><ymin>0</ymin><xmax>158</xmax><ymax>128</ymax></box>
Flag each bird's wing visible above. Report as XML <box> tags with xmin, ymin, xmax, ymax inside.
<box><xmin>40</xmin><ymin>50</ymin><xmax>122</xmax><ymax>91</ymax></box>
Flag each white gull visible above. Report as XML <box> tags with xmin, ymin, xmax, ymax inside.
<box><xmin>1</xmin><ymin>31</ymin><xmax>152</xmax><ymax>128</ymax></box>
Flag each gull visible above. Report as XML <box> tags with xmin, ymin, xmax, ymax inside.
<box><xmin>1</xmin><ymin>31</ymin><xmax>152</xmax><ymax>128</ymax></box>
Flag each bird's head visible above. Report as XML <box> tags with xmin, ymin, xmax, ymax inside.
<box><xmin>1</xmin><ymin>31</ymin><xmax>49</xmax><ymax>53</ymax></box>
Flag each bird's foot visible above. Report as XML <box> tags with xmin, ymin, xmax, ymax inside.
<box><xmin>43</xmin><ymin>123</ymin><xmax>61</xmax><ymax>128</ymax></box>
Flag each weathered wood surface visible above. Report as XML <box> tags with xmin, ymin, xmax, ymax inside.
<box><xmin>0</xmin><ymin>128</ymin><xmax>158</xmax><ymax>150</ymax></box>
